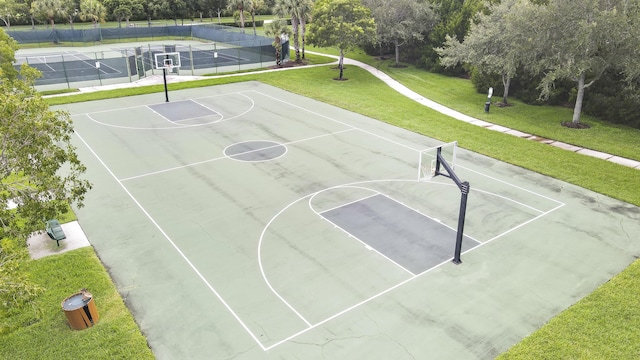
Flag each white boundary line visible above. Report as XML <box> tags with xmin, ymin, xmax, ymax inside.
<box><xmin>317</xmin><ymin>192</ymin><xmax>380</xmax><ymax>214</ymax></box>
<box><xmin>460</xmin><ymin>165</ymin><xmax>565</xmax><ymax>207</ymax></box>
<box><xmin>257</xmin><ymin>178</ymin><xmax>553</xmax><ymax>350</ymax></box>
<box><xmin>120</xmin><ymin>128</ymin><xmax>355</xmax><ymax>181</ymax></box>
<box><xmin>311</xmin><ymin>187</ymin><xmax>416</xmax><ymax>276</ymax></box>
<box><xmin>74</xmin><ymin>129</ymin><xmax>268</xmax><ymax>351</ymax></box>
<box><xmin>250</xmin><ymin>90</ymin><xmax>420</xmax><ymax>153</ymax></box>
<box><xmin>73</xmin><ymin>92</ymin><xmax>254</xmax><ymax>130</ymax></box>
<box><xmin>77</xmin><ymin>86</ymin><xmax>567</xmax><ymax>351</ymax></box>
<box><xmin>222</xmin><ymin>140</ymin><xmax>289</xmax><ymax>163</ymax></box>
<box><xmin>145</xmin><ymin>100</ymin><xmax>223</xmax><ymax>126</ymax></box>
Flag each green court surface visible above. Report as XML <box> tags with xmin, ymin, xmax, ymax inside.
<box><xmin>56</xmin><ymin>82</ymin><xmax>640</xmax><ymax>359</ymax></box>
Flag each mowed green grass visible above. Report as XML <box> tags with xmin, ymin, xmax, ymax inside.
<box><xmin>28</xmin><ymin>52</ymin><xmax>640</xmax><ymax>358</ymax></box>
<box><xmin>0</xmin><ymin>247</ymin><xmax>154</xmax><ymax>359</ymax></box>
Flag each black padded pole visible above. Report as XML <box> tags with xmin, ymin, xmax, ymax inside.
<box><xmin>163</xmin><ymin>67</ymin><xmax>169</xmax><ymax>102</ymax></box>
<box><xmin>452</xmin><ymin>181</ymin><xmax>470</xmax><ymax>264</ymax></box>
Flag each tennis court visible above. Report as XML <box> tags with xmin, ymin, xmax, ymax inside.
<box><xmin>57</xmin><ymin>82</ymin><xmax>640</xmax><ymax>359</ymax></box>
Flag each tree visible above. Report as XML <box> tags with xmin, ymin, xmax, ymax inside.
<box><xmin>264</xmin><ymin>18</ymin><xmax>292</xmax><ymax>66</ymax></box>
<box><xmin>79</xmin><ymin>0</ymin><xmax>107</xmax><ymax>28</ymax></box>
<box><xmin>425</xmin><ymin>0</ymin><xmax>488</xmax><ymax>70</ymax></box>
<box><xmin>364</xmin><ymin>0</ymin><xmax>437</xmax><ymax>67</ymax></box>
<box><xmin>140</xmin><ymin>0</ymin><xmax>160</xmax><ymax>26</ymax></box>
<box><xmin>0</xmin><ymin>30</ymin><xmax>90</xmax><ymax>319</ymax></box>
<box><xmin>104</xmin><ymin>0</ymin><xmax>145</xmax><ymax>27</ymax></box>
<box><xmin>247</xmin><ymin>0</ymin><xmax>264</xmax><ymax>36</ymax></box>
<box><xmin>226</xmin><ymin>0</ymin><xmax>246</xmax><ymax>33</ymax></box>
<box><xmin>523</xmin><ymin>0</ymin><xmax>640</xmax><ymax>125</ymax></box>
<box><xmin>60</xmin><ymin>0</ymin><xmax>79</xmax><ymax>29</ymax></box>
<box><xmin>194</xmin><ymin>0</ymin><xmax>222</xmax><ymax>22</ymax></box>
<box><xmin>307</xmin><ymin>0</ymin><xmax>376</xmax><ymax>80</ymax></box>
<box><xmin>274</xmin><ymin>0</ymin><xmax>313</xmax><ymax>62</ymax></box>
<box><xmin>0</xmin><ymin>0</ymin><xmax>29</xmax><ymax>27</ymax></box>
<box><xmin>0</xmin><ymin>31</ymin><xmax>91</xmax><ymax>242</ymax></box>
<box><xmin>297</xmin><ymin>0</ymin><xmax>312</xmax><ymax>59</ymax></box>
<box><xmin>1</xmin><ymin>29</ymin><xmax>89</xmax><ymax>330</ymax></box>
<box><xmin>0</xmin><ymin>27</ymin><xmax>19</xmax><ymax>78</ymax></box>
<box><xmin>436</xmin><ymin>0</ymin><xmax>528</xmax><ymax>105</ymax></box>
<box><xmin>30</xmin><ymin>0</ymin><xmax>64</xmax><ymax>28</ymax></box>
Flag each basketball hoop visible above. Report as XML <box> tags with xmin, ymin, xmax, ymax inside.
<box><xmin>153</xmin><ymin>52</ymin><xmax>181</xmax><ymax>103</ymax></box>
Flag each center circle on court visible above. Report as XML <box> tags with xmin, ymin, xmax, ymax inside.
<box><xmin>224</xmin><ymin>141</ymin><xmax>287</xmax><ymax>162</ymax></box>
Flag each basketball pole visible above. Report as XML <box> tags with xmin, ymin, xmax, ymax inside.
<box><xmin>453</xmin><ymin>182</ymin><xmax>470</xmax><ymax>264</ymax></box>
<box><xmin>163</xmin><ymin>54</ymin><xmax>169</xmax><ymax>102</ymax></box>
<box><xmin>435</xmin><ymin>150</ymin><xmax>470</xmax><ymax>264</ymax></box>
<box><xmin>163</xmin><ymin>67</ymin><xmax>169</xmax><ymax>102</ymax></box>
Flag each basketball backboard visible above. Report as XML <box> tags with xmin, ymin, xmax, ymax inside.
<box><xmin>418</xmin><ymin>141</ymin><xmax>457</xmax><ymax>181</ymax></box>
<box><xmin>154</xmin><ymin>52</ymin><xmax>181</xmax><ymax>70</ymax></box>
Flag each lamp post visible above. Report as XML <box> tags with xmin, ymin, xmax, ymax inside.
<box><xmin>214</xmin><ymin>49</ymin><xmax>218</xmax><ymax>74</ymax></box>
<box><xmin>485</xmin><ymin>87</ymin><xmax>493</xmax><ymax>113</ymax></box>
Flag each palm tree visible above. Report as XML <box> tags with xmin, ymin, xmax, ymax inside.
<box><xmin>79</xmin><ymin>0</ymin><xmax>107</xmax><ymax>28</ymax></box>
<box><xmin>264</xmin><ymin>19</ymin><xmax>292</xmax><ymax>66</ymax></box>
<box><xmin>274</xmin><ymin>0</ymin><xmax>313</xmax><ymax>63</ymax></box>
<box><xmin>31</xmin><ymin>0</ymin><xmax>64</xmax><ymax>28</ymax></box>
<box><xmin>226</xmin><ymin>0</ymin><xmax>247</xmax><ymax>34</ymax></box>
<box><xmin>61</xmin><ymin>0</ymin><xmax>79</xmax><ymax>29</ymax></box>
<box><xmin>274</xmin><ymin>0</ymin><xmax>299</xmax><ymax>62</ymax></box>
<box><xmin>297</xmin><ymin>0</ymin><xmax>312</xmax><ymax>59</ymax></box>
<box><xmin>247</xmin><ymin>0</ymin><xmax>265</xmax><ymax>36</ymax></box>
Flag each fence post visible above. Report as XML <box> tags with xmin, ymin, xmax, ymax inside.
<box><xmin>95</xmin><ymin>52</ymin><xmax>102</xmax><ymax>86</ymax></box>
<box><xmin>148</xmin><ymin>44</ymin><xmax>154</xmax><ymax>75</ymax></box>
<box><xmin>189</xmin><ymin>44</ymin><xmax>194</xmax><ymax>76</ymax></box>
<box><xmin>60</xmin><ymin>55</ymin><xmax>70</xmax><ymax>89</ymax></box>
<box><xmin>125</xmin><ymin>49</ymin><xmax>132</xmax><ymax>83</ymax></box>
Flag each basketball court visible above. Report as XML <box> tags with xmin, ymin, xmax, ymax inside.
<box><xmin>56</xmin><ymin>82</ymin><xmax>640</xmax><ymax>359</ymax></box>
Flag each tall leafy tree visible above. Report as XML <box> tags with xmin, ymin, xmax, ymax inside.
<box><xmin>425</xmin><ymin>0</ymin><xmax>488</xmax><ymax>70</ymax></box>
<box><xmin>194</xmin><ymin>0</ymin><xmax>224</xmax><ymax>21</ymax></box>
<box><xmin>0</xmin><ymin>0</ymin><xmax>29</xmax><ymax>27</ymax></box>
<box><xmin>140</xmin><ymin>0</ymin><xmax>160</xmax><ymax>26</ymax></box>
<box><xmin>436</xmin><ymin>0</ymin><xmax>529</xmax><ymax>105</ymax></box>
<box><xmin>364</xmin><ymin>0</ymin><xmax>437</xmax><ymax>67</ymax></box>
<box><xmin>523</xmin><ymin>0</ymin><xmax>640</xmax><ymax>125</ymax></box>
<box><xmin>0</xmin><ymin>29</ymin><xmax>89</xmax><ymax>330</ymax></box>
<box><xmin>264</xmin><ymin>18</ymin><xmax>292</xmax><ymax>66</ymax></box>
<box><xmin>307</xmin><ymin>0</ymin><xmax>376</xmax><ymax>80</ymax></box>
<box><xmin>0</xmin><ymin>31</ymin><xmax>91</xmax><ymax>240</ymax></box>
<box><xmin>79</xmin><ymin>0</ymin><xmax>107</xmax><ymax>27</ymax></box>
<box><xmin>30</xmin><ymin>0</ymin><xmax>64</xmax><ymax>27</ymax></box>
<box><xmin>104</xmin><ymin>0</ymin><xmax>144</xmax><ymax>27</ymax></box>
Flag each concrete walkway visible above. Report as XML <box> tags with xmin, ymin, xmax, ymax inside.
<box><xmin>335</xmin><ymin>55</ymin><xmax>640</xmax><ymax>170</ymax></box>
<box><xmin>54</xmin><ymin>54</ymin><xmax>640</xmax><ymax>170</ymax></box>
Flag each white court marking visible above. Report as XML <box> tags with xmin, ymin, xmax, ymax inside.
<box><xmin>75</xmin><ymin>88</ymin><xmax>566</xmax><ymax>352</ymax></box>
<box><xmin>75</xmin><ymin>92</ymin><xmax>254</xmax><ymax>130</ymax></box>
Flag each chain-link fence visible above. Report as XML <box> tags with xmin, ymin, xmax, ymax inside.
<box><xmin>9</xmin><ymin>24</ymin><xmax>278</xmax><ymax>90</ymax></box>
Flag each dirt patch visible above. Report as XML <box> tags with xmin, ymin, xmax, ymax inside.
<box><xmin>268</xmin><ymin>60</ymin><xmax>309</xmax><ymax>69</ymax></box>
<box><xmin>561</xmin><ymin>121</ymin><xmax>591</xmax><ymax>129</ymax></box>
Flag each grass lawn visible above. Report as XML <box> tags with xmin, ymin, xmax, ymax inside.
<box><xmin>0</xmin><ymin>247</ymin><xmax>153</xmax><ymax>359</ymax></box>
<box><xmin>309</xmin><ymin>47</ymin><xmax>640</xmax><ymax>162</ymax></box>
<box><xmin>5</xmin><ymin>50</ymin><xmax>638</xmax><ymax>358</ymax></box>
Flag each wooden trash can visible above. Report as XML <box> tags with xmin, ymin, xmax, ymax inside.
<box><xmin>61</xmin><ymin>289</ymin><xmax>99</xmax><ymax>330</ymax></box>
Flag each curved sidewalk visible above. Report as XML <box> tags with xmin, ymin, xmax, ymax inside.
<box><xmin>67</xmin><ymin>54</ymin><xmax>640</xmax><ymax>170</ymax></box>
<box><xmin>336</xmin><ymin>56</ymin><xmax>640</xmax><ymax>170</ymax></box>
